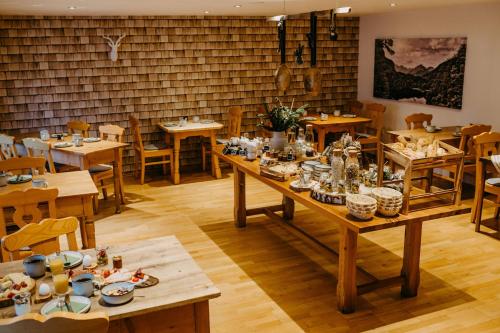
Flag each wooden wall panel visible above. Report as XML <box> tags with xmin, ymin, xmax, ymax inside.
<box><xmin>0</xmin><ymin>16</ymin><xmax>359</xmax><ymax>172</ymax></box>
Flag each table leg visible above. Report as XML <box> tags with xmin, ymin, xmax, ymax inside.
<box><xmin>337</xmin><ymin>225</ymin><xmax>358</xmax><ymax>314</ymax></box>
<box><xmin>282</xmin><ymin>195</ymin><xmax>294</xmax><ymax>220</ymax></box>
<box><xmin>82</xmin><ymin>196</ymin><xmax>96</xmax><ymax>249</ymax></box>
<box><xmin>234</xmin><ymin>166</ymin><xmax>246</xmax><ymax>228</ymax></box>
<box><xmin>401</xmin><ymin>221</ymin><xmax>422</xmax><ymax>297</ymax></box>
<box><xmin>173</xmin><ymin>135</ymin><xmax>181</xmax><ymax>185</ymax></box>
<box><xmin>317</xmin><ymin>128</ymin><xmax>326</xmax><ymax>152</ymax></box>
<box><xmin>194</xmin><ymin>300</ymin><xmax>210</xmax><ymax>333</ymax></box>
<box><xmin>113</xmin><ymin>149</ymin><xmax>122</xmax><ymax>214</ymax></box>
<box><xmin>210</xmin><ymin>131</ymin><xmax>221</xmax><ymax>179</ymax></box>
<box><xmin>118</xmin><ymin>148</ymin><xmax>125</xmax><ymax>204</ymax></box>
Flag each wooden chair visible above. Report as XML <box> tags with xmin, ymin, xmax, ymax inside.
<box><xmin>356</xmin><ymin>103</ymin><xmax>386</xmax><ymax>166</ymax></box>
<box><xmin>0</xmin><ymin>312</ymin><xmax>109</xmax><ymax>333</ymax></box>
<box><xmin>346</xmin><ymin>100</ymin><xmax>364</xmax><ymax>116</ymax></box>
<box><xmin>130</xmin><ymin>115</ymin><xmax>174</xmax><ymax>185</ymax></box>
<box><xmin>1</xmin><ymin>217</ymin><xmax>78</xmax><ymax>261</ymax></box>
<box><xmin>67</xmin><ymin>120</ymin><xmax>91</xmax><ymax>138</ymax></box>
<box><xmin>405</xmin><ymin>113</ymin><xmax>433</xmax><ymax>129</ymax></box>
<box><xmin>0</xmin><ymin>187</ymin><xmax>58</xmax><ymax>261</ymax></box>
<box><xmin>437</xmin><ymin>124</ymin><xmax>492</xmax><ymax>182</ymax></box>
<box><xmin>22</xmin><ymin>138</ymin><xmax>56</xmax><ymax>173</ymax></box>
<box><xmin>0</xmin><ymin>156</ymin><xmax>46</xmax><ymax>176</ymax></box>
<box><xmin>202</xmin><ymin>106</ymin><xmax>244</xmax><ymax>172</ymax></box>
<box><xmin>471</xmin><ymin>132</ymin><xmax>500</xmax><ymax>232</ymax></box>
<box><xmin>0</xmin><ymin>134</ymin><xmax>17</xmax><ymax>160</ymax></box>
<box><xmin>89</xmin><ymin>124</ymin><xmax>126</xmax><ymax>211</ymax></box>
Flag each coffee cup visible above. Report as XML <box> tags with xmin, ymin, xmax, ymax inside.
<box><xmin>192</xmin><ymin>116</ymin><xmax>200</xmax><ymax>123</ymax></box>
<box><xmin>426</xmin><ymin>125</ymin><xmax>436</xmax><ymax>132</ymax></box>
<box><xmin>320</xmin><ymin>113</ymin><xmax>329</xmax><ymax>121</ymax></box>
<box><xmin>72</xmin><ymin>273</ymin><xmax>95</xmax><ymax>297</ymax></box>
<box><xmin>23</xmin><ymin>254</ymin><xmax>46</xmax><ymax>279</ymax></box>
<box><xmin>32</xmin><ymin>178</ymin><xmax>48</xmax><ymax>188</ymax></box>
<box><xmin>334</xmin><ymin>110</ymin><xmax>341</xmax><ymax>117</ymax></box>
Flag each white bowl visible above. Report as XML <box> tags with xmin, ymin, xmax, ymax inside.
<box><xmin>101</xmin><ymin>282</ymin><xmax>135</xmax><ymax>305</ymax></box>
<box><xmin>372</xmin><ymin>187</ymin><xmax>402</xmax><ymax>200</ymax></box>
<box><xmin>348</xmin><ymin>206</ymin><xmax>377</xmax><ymax>220</ymax></box>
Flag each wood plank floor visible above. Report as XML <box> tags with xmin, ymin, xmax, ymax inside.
<box><xmin>92</xmin><ymin>170</ymin><xmax>500</xmax><ymax>333</ymax></box>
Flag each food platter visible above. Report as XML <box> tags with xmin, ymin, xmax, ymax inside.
<box><xmin>0</xmin><ymin>273</ymin><xmax>35</xmax><ymax>308</ymax></box>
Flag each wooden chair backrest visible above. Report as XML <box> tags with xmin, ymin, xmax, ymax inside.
<box><xmin>2</xmin><ymin>217</ymin><xmax>78</xmax><ymax>261</ymax></box>
<box><xmin>67</xmin><ymin>120</ymin><xmax>90</xmax><ymax>138</ymax></box>
<box><xmin>360</xmin><ymin>103</ymin><xmax>386</xmax><ymax>138</ymax></box>
<box><xmin>347</xmin><ymin>100</ymin><xmax>364</xmax><ymax>116</ymax></box>
<box><xmin>459</xmin><ymin>124</ymin><xmax>492</xmax><ymax>160</ymax></box>
<box><xmin>129</xmin><ymin>115</ymin><xmax>144</xmax><ymax>151</ymax></box>
<box><xmin>0</xmin><ymin>134</ymin><xmax>17</xmax><ymax>160</ymax></box>
<box><xmin>22</xmin><ymin>138</ymin><xmax>55</xmax><ymax>173</ymax></box>
<box><xmin>99</xmin><ymin>124</ymin><xmax>125</xmax><ymax>143</ymax></box>
<box><xmin>473</xmin><ymin>132</ymin><xmax>500</xmax><ymax>159</ymax></box>
<box><xmin>227</xmin><ymin>106</ymin><xmax>244</xmax><ymax>138</ymax></box>
<box><xmin>405</xmin><ymin>113</ymin><xmax>433</xmax><ymax>129</ymax></box>
<box><xmin>0</xmin><ymin>156</ymin><xmax>46</xmax><ymax>176</ymax></box>
<box><xmin>0</xmin><ymin>312</ymin><xmax>109</xmax><ymax>333</ymax></box>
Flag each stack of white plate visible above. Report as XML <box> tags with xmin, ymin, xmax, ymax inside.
<box><xmin>346</xmin><ymin>194</ymin><xmax>377</xmax><ymax>220</ymax></box>
<box><xmin>371</xmin><ymin>187</ymin><xmax>403</xmax><ymax>217</ymax></box>
<box><xmin>313</xmin><ymin>164</ymin><xmax>331</xmax><ymax>180</ymax></box>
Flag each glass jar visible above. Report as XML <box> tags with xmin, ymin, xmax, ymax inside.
<box><xmin>305</xmin><ymin>124</ymin><xmax>314</xmax><ymax>146</ymax></box>
<box><xmin>330</xmin><ymin>149</ymin><xmax>344</xmax><ymax>193</ymax></box>
<box><xmin>345</xmin><ymin>149</ymin><xmax>360</xmax><ymax>194</ymax></box>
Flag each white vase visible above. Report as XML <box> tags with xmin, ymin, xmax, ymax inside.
<box><xmin>270</xmin><ymin>131</ymin><xmax>287</xmax><ymax>151</ymax></box>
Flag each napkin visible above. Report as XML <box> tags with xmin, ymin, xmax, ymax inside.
<box><xmin>492</xmin><ymin>155</ymin><xmax>500</xmax><ymax>174</ymax></box>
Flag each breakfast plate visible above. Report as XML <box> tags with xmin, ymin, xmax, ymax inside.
<box><xmin>46</xmin><ymin>251</ymin><xmax>84</xmax><ymax>269</ymax></box>
<box><xmin>41</xmin><ymin>295</ymin><xmax>91</xmax><ymax>315</ymax></box>
<box><xmin>8</xmin><ymin>174</ymin><xmax>32</xmax><ymax>184</ymax></box>
<box><xmin>83</xmin><ymin>137</ymin><xmax>100</xmax><ymax>143</ymax></box>
<box><xmin>53</xmin><ymin>142</ymin><xmax>73</xmax><ymax>148</ymax></box>
<box><xmin>200</xmin><ymin>119</ymin><xmax>214</xmax><ymax>124</ymax></box>
<box><xmin>342</xmin><ymin>114</ymin><xmax>357</xmax><ymax>118</ymax></box>
<box><xmin>0</xmin><ymin>273</ymin><xmax>35</xmax><ymax>307</ymax></box>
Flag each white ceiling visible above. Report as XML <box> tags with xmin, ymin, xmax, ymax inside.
<box><xmin>0</xmin><ymin>0</ymin><xmax>498</xmax><ymax>16</ymax></box>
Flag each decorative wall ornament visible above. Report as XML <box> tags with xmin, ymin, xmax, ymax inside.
<box><xmin>294</xmin><ymin>43</ymin><xmax>304</xmax><ymax>65</ymax></box>
<box><xmin>102</xmin><ymin>34</ymin><xmax>127</xmax><ymax>62</ymax></box>
<box><xmin>373</xmin><ymin>37</ymin><xmax>467</xmax><ymax>109</ymax></box>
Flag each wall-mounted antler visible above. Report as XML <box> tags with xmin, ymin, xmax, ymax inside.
<box><xmin>102</xmin><ymin>34</ymin><xmax>126</xmax><ymax>62</ymax></box>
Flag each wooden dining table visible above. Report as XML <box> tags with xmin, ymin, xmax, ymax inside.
<box><xmin>158</xmin><ymin>121</ymin><xmax>223</xmax><ymax>185</ymax></box>
<box><xmin>25</xmin><ymin>135</ymin><xmax>128</xmax><ymax>214</ymax></box>
<box><xmin>214</xmin><ymin>145</ymin><xmax>470</xmax><ymax>313</ymax></box>
<box><xmin>0</xmin><ymin>171</ymin><xmax>98</xmax><ymax>249</ymax></box>
<box><xmin>305</xmin><ymin>115</ymin><xmax>372</xmax><ymax>152</ymax></box>
<box><xmin>0</xmin><ymin>236</ymin><xmax>221</xmax><ymax>332</ymax></box>
<box><xmin>387</xmin><ymin>126</ymin><xmax>462</xmax><ymax>143</ymax></box>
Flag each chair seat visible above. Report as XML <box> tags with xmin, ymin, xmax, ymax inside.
<box><xmin>89</xmin><ymin>164</ymin><xmax>113</xmax><ymax>173</ymax></box>
<box><xmin>486</xmin><ymin>178</ymin><xmax>500</xmax><ymax>187</ymax></box>
<box><xmin>144</xmin><ymin>143</ymin><xmax>168</xmax><ymax>151</ymax></box>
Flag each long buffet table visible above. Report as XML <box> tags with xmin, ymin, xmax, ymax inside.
<box><xmin>213</xmin><ymin>145</ymin><xmax>470</xmax><ymax>313</ymax></box>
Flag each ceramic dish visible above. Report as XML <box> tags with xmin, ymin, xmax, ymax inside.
<box><xmin>46</xmin><ymin>251</ymin><xmax>84</xmax><ymax>269</ymax></box>
<box><xmin>372</xmin><ymin>187</ymin><xmax>402</xmax><ymax>199</ymax></box>
<box><xmin>346</xmin><ymin>194</ymin><xmax>377</xmax><ymax>206</ymax></box>
<box><xmin>50</xmin><ymin>133</ymin><xmax>68</xmax><ymax>138</ymax></box>
<box><xmin>342</xmin><ymin>114</ymin><xmax>357</xmax><ymax>118</ymax></box>
<box><xmin>302</xmin><ymin>116</ymin><xmax>318</xmax><ymax>121</ymax></box>
<box><xmin>7</xmin><ymin>175</ymin><xmax>32</xmax><ymax>184</ymax></box>
<box><xmin>162</xmin><ymin>122</ymin><xmax>177</xmax><ymax>127</ymax></box>
<box><xmin>82</xmin><ymin>137</ymin><xmax>100</xmax><ymax>143</ymax></box>
<box><xmin>53</xmin><ymin>142</ymin><xmax>73</xmax><ymax>148</ymax></box>
<box><xmin>41</xmin><ymin>295</ymin><xmax>91</xmax><ymax>315</ymax></box>
<box><xmin>200</xmin><ymin>119</ymin><xmax>214</xmax><ymax>124</ymax></box>
<box><xmin>101</xmin><ymin>282</ymin><xmax>135</xmax><ymax>305</ymax></box>
<box><xmin>348</xmin><ymin>207</ymin><xmax>377</xmax><ymax>220</ymax></box>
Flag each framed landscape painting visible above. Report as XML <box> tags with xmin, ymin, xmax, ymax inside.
<box><xmin>373</xmin><ymin>37</ymin><xmax>467</xmax><ymax>110</ymax></box>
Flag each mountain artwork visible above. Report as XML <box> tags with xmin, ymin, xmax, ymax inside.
<box><xmin>373</xmin><ymin>37</ymin><xmax>467</xmax><ymax>110</ymax></box>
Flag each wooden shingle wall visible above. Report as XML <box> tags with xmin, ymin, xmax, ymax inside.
<box><xmin>0</xmin><ymin>16</ymin><xmax>359</xmax><ymax>172</ymax></box>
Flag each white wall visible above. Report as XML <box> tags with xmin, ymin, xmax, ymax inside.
<box><xmin>358</xmin><ymin>2</ymin><xmax>500</xmax><ymax>132</ymax></box>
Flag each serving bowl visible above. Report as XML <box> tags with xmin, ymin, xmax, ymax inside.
<box><xmin>101</xmin><ymin>282</ymin><xmax>135</xmax><ymax>305</ymax></box>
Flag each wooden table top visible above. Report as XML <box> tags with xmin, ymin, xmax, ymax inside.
<box><xmin>158</xmin><ymin>121</ymin><xmax>223</xmax><ymax>133</ymax></box>
<box><xmin>214</xmin><ymin>145</ymin><xmax>470</xmax><ymax>234</ymax></box>
<box><xmin>0</xmin><ymin>171</ymin><xmax>98</xmax><ymax>198</ymax></box>
<box><xmin>387</xmin><ymin>126</ymin><xmax>461</xmax><ymax>141</ymax></box>
<box><xmin>0</xmin><ymin>236</ymin><xmax>220</xmax><ymax>320</ymax></box>
<box><xmin>48</xmin><ymin>137</ymin><xmax>128</xmax><ymax>156</ymax></box>
<box><xmin>305</xmin><ymin>115</ymin><xmax>372</xmax><ymax>127</ymax></box>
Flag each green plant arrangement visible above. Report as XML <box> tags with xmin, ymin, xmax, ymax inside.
<box><xmin>258</xmin><ymin>98</ymin><xmax>308</xmax><ymax>132</ymax></box>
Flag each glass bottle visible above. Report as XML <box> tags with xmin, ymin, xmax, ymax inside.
<box><xmin>305</xmin><ymin>124</ymin><xmax>314</xmax><ymax>146</ymax></box>
<box><xmin>330</xmin><ymin>149</ymin><xmax>344</xmax><ymax>193</ymax></box>
<box><xmin>296</xmin><ymin>128</ymin><xmax>306</xmax><ymax>158</ymax></box>
<box><xmin>345</xmin><ymin>149</ymin><xmax>360</xmax><ymax>194</ymax></box>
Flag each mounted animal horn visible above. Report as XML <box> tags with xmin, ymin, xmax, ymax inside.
<box><xmin>102</xmin><ymin>34</ymin><xmax>126</xmax><ymax>62</ymax></box>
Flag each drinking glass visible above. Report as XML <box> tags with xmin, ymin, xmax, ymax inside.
<box><xmin>40</xmin><ymin>129</ymin><xmax>50</xmax><ymax>141</ymax></box>
<box><xmin>52</xmin><ymin>274</ymin><xmax>69</xmax><ymax>310</ymax></box>
<box><xmin>48</xmin><ymin>255</ymin><xmax>65</xmax><ymax>275</ymax></box>
<box><xmin>13</xmin><ymin>292</ymin><xmax>31</xmax><ymax>316</ymax></box>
